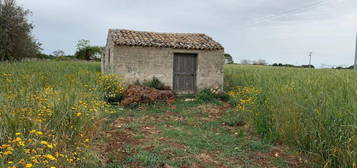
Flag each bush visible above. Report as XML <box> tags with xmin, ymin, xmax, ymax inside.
<box><xmin>196</xmin><ymin>89</ymin><xmax>214</xmax><ymax>102</ymax></box>
<box><xmin>142</xmin><ymin>77</ymin><xmax>169</xmax><ymax>90</ymax></box>
<box><xmin>96</xmin><ymin>74</ymin><xmax>125</xmax><ymax>103</ymax></box>
<box><xmin>196</xmin><ymin>87</ymin><xmax>229</xmax><ymax>103</ymax></box>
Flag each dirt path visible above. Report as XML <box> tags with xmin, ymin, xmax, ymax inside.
<box><xmin>96</xmin><ymin>100</ymin><xmax>305</xmax><ymax>168</ymax></box>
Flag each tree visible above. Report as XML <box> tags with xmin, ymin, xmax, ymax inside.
<box><xmin>224</xmin><ymin>53</ymin><xmax>234</xmax><ymax>64</ymax></box>
<box><xmin>75</xmin><ymin>40</ymin><xmax>102</xmax><ymax>60</ymax></box>
<box><xmin>76</xmin><ymin>39</ymin><xmax>90</xmax><ymax>51</ymax></box>
<box><xmin>0</xmin><ymin>0</ymin><xmax>41</xmax><ymax>61</ymax></box>
<box><xmin>52</xmin><ymin>50</ymin><xmax>65</xmax><ymax>57</ymax></box>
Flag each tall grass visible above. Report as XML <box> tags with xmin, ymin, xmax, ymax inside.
<box><xmin>1</xmin><ymin>61</ymin><xmax>355</xmax><ymax>167</ymax></box>
<box><xmin>0</xmin><ymin>61</ymin><xmax>114</xmax><ymax>167</ymax></box>
<box><xmin>225</xmin><ymin>65</ymin><xmax>357</xmax><ymax>167</ymax></box>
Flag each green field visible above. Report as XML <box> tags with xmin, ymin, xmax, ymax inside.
<box><xmin>225</xmin><ymin>65</ymin><xmax>356</xmax><ymax>168</ymax></box>
<box><xmin>0</xmin><ymin>61</ymin><xmax>355</xmax><ymax>168</ymax></box>
<box><xmin>0</xmin><ymin>61</ymin><xmax>109</xmax><ymax>168</ymax></box>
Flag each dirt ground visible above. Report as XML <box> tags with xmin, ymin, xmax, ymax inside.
<box><xmin>96</xmin><ymin>99</ymin><xmax>307</xmax><ymax>168</ymax></box>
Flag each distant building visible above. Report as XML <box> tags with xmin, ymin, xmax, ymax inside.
<box><xmin>102</xmin><ymin>29</ymin><xmax>224</xmax><ymax>94</ymax></box>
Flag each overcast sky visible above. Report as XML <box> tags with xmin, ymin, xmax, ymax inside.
<box><xmin>17</xmin><ymin>0</ymin><xmax>357</xmax><ymax>67</ymax></box>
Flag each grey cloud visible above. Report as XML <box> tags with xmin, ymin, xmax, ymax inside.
<box><xmin>17</xmin><ymin>0</ymin><xmax>357</xmax><ymax>67</ymax></box>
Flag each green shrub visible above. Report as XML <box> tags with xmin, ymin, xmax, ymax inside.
<box><xmin>196</xmin><ymin>88</ymin><xmax>229</xmax><ymax>103</ymax></box>
<box><xmin>142</xmin><ymin>77</ymin><xmax>166</xmax><ymax>90</ymax></box>
<box><xmin>196</xmin><ymin>89</ymin><xmax>217</xmax><ymax>103</ymax></box>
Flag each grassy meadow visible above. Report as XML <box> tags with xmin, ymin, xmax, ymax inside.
<box><xmin>0</xmin><ymin>61</ymin><xmax>355</xmax><ymax>168</ymax></box>
<box><xmin>225</xmin><ymin>65</ymin><xmax>357</xmax><ymax>168</ymax></box>
<box><xmin>0</xmin><ymin>61</ymin><xmax>115</xmax><ymax>167</ymax></box>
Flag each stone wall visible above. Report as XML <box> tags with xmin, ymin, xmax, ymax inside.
<box><xmin>102</xmin><ymin>45</ymin><xmax>224</xmax><ymax>92</ymax></box>
<box><xmin>102</xmin><ymin>31</ymin><xmax>115</xmax><ymax>74</ymax></box>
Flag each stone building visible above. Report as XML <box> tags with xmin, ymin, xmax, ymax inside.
<box><xmin>102</xmin><ymin>29</ymin><xmax>224</xmax><ymax>94</ymax></box>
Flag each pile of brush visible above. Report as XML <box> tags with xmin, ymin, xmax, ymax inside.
<box><xmin>120</xmin><ymin>85</ymin><xmax>175</xmax><ymax>106</ymax></box>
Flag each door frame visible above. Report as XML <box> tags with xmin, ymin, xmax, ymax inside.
<box><xmin>173</xmin><ymin>52</ymin><xmax>198</xmax><ymax>94</ymax></box>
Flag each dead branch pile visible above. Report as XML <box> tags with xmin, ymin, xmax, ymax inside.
<box><xmin>121</xmin><ymin>85</ymin><xmax>175</xmax><ymax>106</ymax></box>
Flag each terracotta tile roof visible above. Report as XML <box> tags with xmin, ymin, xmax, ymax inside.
<box><xmin>109</xmin><ymin>29</ymin><xmax>224</xmax><ymax>50</ymax></box>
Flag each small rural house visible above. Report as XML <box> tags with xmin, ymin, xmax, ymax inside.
<box><xmin>102</xmin><ymin>29</ymin><xmax>224</xmax><ymax>94</ymax></box>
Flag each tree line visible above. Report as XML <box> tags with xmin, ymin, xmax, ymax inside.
<box><xmin>38</xmin><ymin>40</ymin><xmax>103</xmax><ymax>61</ymax></box>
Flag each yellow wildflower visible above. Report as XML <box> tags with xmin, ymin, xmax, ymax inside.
<box><xmin>46</xmin><ymin>154</ymin><xmax>56</xmax><ymax>161</ymax></box>
<box><xmin>6</xmin><ymin>146</ymin><xmax>13</xmax><ymax>151</ymax></box>
<box><xmin>19</xmin><ymin>142</ymin><xmax>25</xmax><ymax>147</ymax></box>
<box><xmin>40</xmin><ymin>141</ymin><xmax>48</xmax><ymax>145</ymax></box>
<box><xmin>4</xmin><ymin>151</ymin><xmax>12</xmax><ymax>155</ymax></box>
<box><xmin>47</xmin><ymin>144</ymin><xmax>54</xmax><ymax>149</ymax></box>
<box><xmin>32</xmin><ymin>159</ymin><xmax>39</xmax><ymax>164</ymax></box>
<box><xmin>25</xmin><ymin>163</ymin><xmax>33</xmax><ymax>168</ymax></box>
<box><xmin>36</xmin><ymin>131</ymin><xmax>43</xmax><ymax>135</ymax></box>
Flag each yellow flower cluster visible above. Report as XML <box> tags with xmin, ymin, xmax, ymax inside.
<box><xmin>0</xmin><ymin>130</ymin><xmax>62</xmax><ymax>168</ymax></box>
<box><xmin>228</xmin><ymin>86</ymin><xmax>261</xmax><ymax>111</ymax></box>
<box><xmin>26</xmin><ymin>87</ymin><xmax>58</xmax><ymax>123</ymax></box>
<box><xmin>0</xmin><ymin>65</ymin><xmax>120</xmax><ymax>167</ymax></box>
<box><xmin>0</xmin><ymin>129</ymin><xmax>92</xmax><ymax>167</ymax></box>
<box><xmin>1</xmin><ymin>87</ymin><xmax>105</xmax><ymax>167</ymax></box>
<box><xmin>96</xmin><ymin>73</ymin><xmax>125</xmax><ymax>99</ymax></box>
<box><xmin>72</xmin><ymin>98</ymin><xmax>114</xmax><ymax>119</ymax></box>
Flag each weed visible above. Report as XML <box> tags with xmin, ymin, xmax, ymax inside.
<box><xmin>196</xmin><ymin>88</ymin><xmax>229</xmax><ymax>104</ymax></box>
<box><xmin>142</xmin><ymin>77</ymin><xmax>168</xmax><ymax>90</ymax></box>
<box><xmin>221</xmin><ymin>110</ymin><xmax>244</xmax><ymax>127</ymax></box>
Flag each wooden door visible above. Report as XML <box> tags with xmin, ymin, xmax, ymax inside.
<box><xmin>173</xmin><ymin>53</ymin><xmax>197</xmax><ymax>94</ymax></box>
